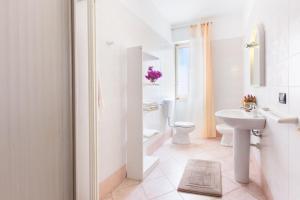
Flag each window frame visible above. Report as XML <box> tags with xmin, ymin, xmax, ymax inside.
<box><xmin>175</xmin><ymin>42</ymin><xmax>191</xmax><ymax>101</ymax></box>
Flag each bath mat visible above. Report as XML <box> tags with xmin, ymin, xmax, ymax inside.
<box><xmin>177</xmin><ymin>160</ymin><xmax>222</xmax><ymax>197</ymax></box>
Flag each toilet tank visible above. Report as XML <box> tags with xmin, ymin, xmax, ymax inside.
<box><xmin>162</xmin><ymin>99</ymin><xmax>174</xmax><ymax>119</ymax></box>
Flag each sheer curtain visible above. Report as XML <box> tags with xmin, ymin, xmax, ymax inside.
<box><xmin>190</xmin><ymin>23</ymin><xmax>216</xmax><ymax>138</ymax></box>
<box><xmin>189</xmin><ymin>25</ymin><xmax>204</xmax><ymax>138</ymax></box>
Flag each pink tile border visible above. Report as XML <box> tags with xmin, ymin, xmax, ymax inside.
<box><xmin>99</xmin><ymin>165</ymin><xmax>127</xmax><ymax>199</ymax></box>
<box><xmin>145</xmin><ymin>131</ymin><xmax>172</xmax><ymax>156</ymax></box>
<box><xmin>99</xmin><ymin>131</ymin><xmax>171</xmax><ymax>199</ymax></box>
<box><xmin>261</xmin><ymin>170</ymin><xmax>274</xmax><ymax>200</ymax></box>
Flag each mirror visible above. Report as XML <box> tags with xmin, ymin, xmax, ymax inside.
<box><xmin>247</xmin><ymin>24</ymin><xmax>265</xmax><ymax>87</ymax></box>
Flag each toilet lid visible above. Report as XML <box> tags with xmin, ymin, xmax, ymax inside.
<box><xmin>175</xmin><ymin>121</ymin><xmax>195</xmax><ymax>128</ymax></box>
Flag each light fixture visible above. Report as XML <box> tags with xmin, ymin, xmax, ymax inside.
<box><xmin>246</xmin><ymin>41</ymin><xmax>259</xmax><ymax>48</ymax></box>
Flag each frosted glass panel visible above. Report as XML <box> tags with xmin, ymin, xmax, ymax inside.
<box><xmin>176</xmin><ymin>46</ymin><xmax>190</xmax><ymax>99</ymax></box>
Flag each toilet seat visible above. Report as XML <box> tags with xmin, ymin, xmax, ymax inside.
<box><xmin>174</xmin><ymin>121</ymin><xmax>195</xmax><ymax>128</ymax></box>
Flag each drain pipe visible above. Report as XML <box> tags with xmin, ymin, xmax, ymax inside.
<box><xmin>251</xmin><ymin>129</ymin><xmax>262</xmax><ymax>138</ymax></box>
<box><xmin>250</xmin><ymin>143</ymin><xmax>261</xmax><ymax>149</ymax></box>
<box><xmin>251</xmin><ymin>129</ymin><xmax>262</xmax><ymax>149</ymax></box>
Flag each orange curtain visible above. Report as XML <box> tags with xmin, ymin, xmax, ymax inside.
<box><xmin>201</xmin><ymin>22</ymin><xmax>216</xmax><ymax>138</ymax></box>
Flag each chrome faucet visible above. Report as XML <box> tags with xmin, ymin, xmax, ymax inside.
<box><xmin>241</xmin><ymin>103</ymin><xmax>257</xmax><ymax>112</ymax></box>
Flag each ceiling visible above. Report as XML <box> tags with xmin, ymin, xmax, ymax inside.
<box><xmin>150</xmin><ymin>0</ymin><xmax>247</xmax><ymax>26</ymax></box>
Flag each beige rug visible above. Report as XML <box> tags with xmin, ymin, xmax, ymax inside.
<box><xmin>177</xmin><ymin>160</ymin><xmax>222</xmax><ymax>197</ymax></box>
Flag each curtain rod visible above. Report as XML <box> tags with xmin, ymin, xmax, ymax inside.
<box><xmin>171</xmin><ymin>21</ymin><xmax>213</xmax><ymax>30</ymax></box>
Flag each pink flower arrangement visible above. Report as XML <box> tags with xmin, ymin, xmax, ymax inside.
<box><xmin>145</xmin><ymin>66</ymin><xmax>162</xmax><ymax>83</ymax></box>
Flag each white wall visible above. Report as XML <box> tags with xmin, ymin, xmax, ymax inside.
<box><xmin>96</xmin><ymin>0</ymin><xmax>173</xmax><ymax>182</ymax></box>
<box><xmin>213</xmin><ymin>38</ymin><xmax>244</xmax><ymax>113</ymax></box>
<box><xmin>120</xmin><ymin>0</ymin><xmax>172</xmax><ymax>44</ymax></box>
<box><xmin>244</xmin><ymin>0</ymin><xmax>300</xmax><ymax>199</ymax></box>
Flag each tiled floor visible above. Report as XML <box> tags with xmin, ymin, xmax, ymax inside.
<box><xmin>103</xmin><ymin>138</ymin><xmax>266</xmax><ymax>200</ymax></box>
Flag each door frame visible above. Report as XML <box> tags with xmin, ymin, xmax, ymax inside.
<box><xmin>72</xmin><ymin>0</ymin><xmax>98</xmax><ymax>200</ymax></box>
<box><xmin>87</xmin><ymin>0</ymin><xmax>98</xmax><ymax>199</ymax></box>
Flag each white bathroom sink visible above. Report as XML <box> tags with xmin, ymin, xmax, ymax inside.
<box><xmin>215</xmin><ymin>109</ymin><xmax>266</xmax><ymax>184</ymax></box>
<box><xmin>215</xmin><ymin>109</ymin><xmax>266</xmax><ymax>130</ymax></box>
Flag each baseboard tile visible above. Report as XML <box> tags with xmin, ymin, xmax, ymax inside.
<box><xmin>250</xmin><ymin>154</ymin><xmax>273</xmax><ymax>200</ymax></box>
<box><xmin>261</xmin><ymin>170</ymin><xmax>273</xmax><ymax>200</ymax></box>
<box><xmin>145</xmin><ymin>130</ymin><xmax>172</xmax><ymax>155</ymax></box>
<box><xmin>99</xmin><ymin>165</ymin><xmax>127</xmax><ymax>199</ymax></box>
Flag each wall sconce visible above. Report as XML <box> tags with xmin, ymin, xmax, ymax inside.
<box><xmin>246</xmin><ymin>41</ymin><xmax>259</xmax><ymax>48</ymax></box>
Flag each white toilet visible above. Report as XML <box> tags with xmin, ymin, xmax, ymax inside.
<box><xmin>163</xmin><ymin>99</ymin><xmax>195</xmax><ymax>145</ymax></box>
<box><xmin>216</xmin><ymin>124</ymin><xmax>233</xmax><ymax>147</ymax></box>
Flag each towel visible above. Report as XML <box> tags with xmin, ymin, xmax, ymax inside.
<box><xmin>143</xmin><ymin>129</ymin><xmax>159</xmax><ymax>138</ymax></box>
<box><xmin>143</xmin><ymin>102</ymin><xmax>159</xmax><ymax>111</ymax></box>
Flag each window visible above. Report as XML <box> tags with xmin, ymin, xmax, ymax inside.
<box><xmin>175</xmin><ymin>43</ymin><xmax>190</xmax><ymax>100</ymax></box>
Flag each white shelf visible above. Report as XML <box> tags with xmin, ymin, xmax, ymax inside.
<box><xmin>143</xmin><ymin>82</ymin><xmax>160</xmax><ymax>86</ymax></box>
<box><xmin>127</xmin><ymin>46</ymin><xmax>161</xmax><ymax>181</ymax></box>
<box><xmin>143</xmin><ymin>52</ymin><xmax>159</xmax><ymax>61</ymax></box>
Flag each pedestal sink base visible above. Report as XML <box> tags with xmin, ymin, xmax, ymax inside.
<box><xmin>233</xmin><ymin>129</ymin><xmax>250</xmax><ymax>184</ymax></box>
<box><xmin>215</xmin><ymin>109</ymin><xmax>266</xmax><ymax>184</ymax></box>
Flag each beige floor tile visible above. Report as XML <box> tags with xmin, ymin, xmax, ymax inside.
<box><xmin>112</xmin><ymin>184</ymin><xmax>147</xmax><ymax>200</ymax></box>
<box><xmin>158</xmin><ymin>157</ymin><xmax>186</xmax><ymax>175</ymax></box>
<box><xmin>152</xmin><ymin>191</ymin><xmax>183</xmax><ymax>200</ymax></box>
<box><xmin>222</xmin><ymin>170</ymin><xmax>235</xmax><ymax>180</ymax></box>
<box><xmin>179</xmin><ymin>192</ymin><xmax>221</xmax><ymax>200</ymax></box>
<box><xmin>188</xmin><ymin>152</ymin><xmax>217</xmax><ymax>161</ymax></box>
<box><xmin>102</xmin><ymin>193</ymin><xmax>113</xmax><ymax>200</ymax></box>
<box><xmin>205</xmin><ymin>148</ymin><xmax>233</xmax><ymax>159</ymax></box>
<box><xmin>102</xmin><ymin>197</ymin><xmax>113</xmax><ymax>200</ymax></box>
<box><xmin>163</xmin><ymin>169</ymin><xmax>183</xmax><ymax>188</ymax></box>
<box><xmin>115</xmin><ymin>178</ymin><xmax>140</xmax><ymax>191</ymax></box>
<box><xmin>222</xmin><ymin>176</ymin><xmax>240</xmax><ymax>195</ymax></box>
<box><xmin>223</xmin><ymin>188</ymin><xmax>258</xmax><ymax>200</ymax></box>
<box><xmin>153</xmin><ymin>149</ymin><xmax>173</xmax><ymax>162</ymax></box>
<box><xmin>220</xmin><ymin>157</ymin><xmax>234</xmax><ymax>172</ymax></box>
<box><xmin>240</xmin><ymin>180</ymin><xmax>266</xmax><ymax>200</ymax></box>
<box><xmin>108</xmin><ymin>138</ymin><xmax>266</xmax><ymax>200</ymax></box>
<box><xmin>144</xmin><ymin>167</ymin><xmax>165</xmax><ymax>182</ymax></box>
<box><xmin>142</xmin><ymin>176</ymin><xmax>175</xmax><ymax>199</ymax></box>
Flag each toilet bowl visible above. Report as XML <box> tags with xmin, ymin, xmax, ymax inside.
<box><xmin>162</xmin><ymin>99</ymin><xmax>195</xmax><ymax>145</ymax></box>
<box><xmin>216</xmin><ymin>124</ymin><xmax>233</xmax><ymax>147</ymax></box>
<box><xmin>172</xmin><ymin>121</ymin><xmax>195</xmax><ymax>144</ymax></box>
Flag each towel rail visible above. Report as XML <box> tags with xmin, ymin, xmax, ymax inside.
<box><xmin>259</xmin><ymin>108</ymin><xmax>299</xmax><ymax>124</ymax></box>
